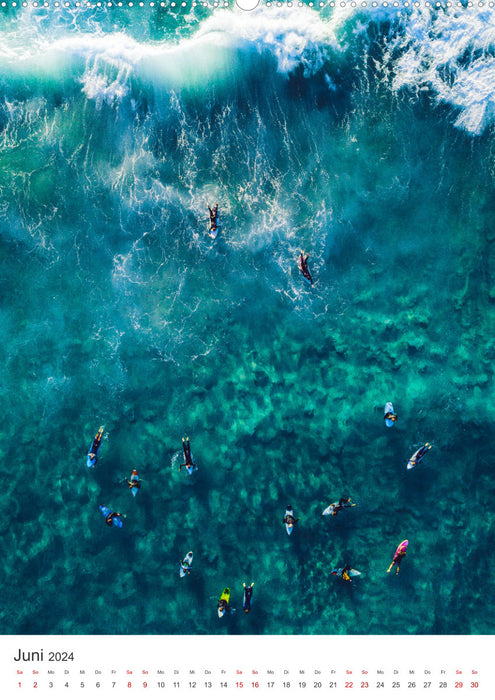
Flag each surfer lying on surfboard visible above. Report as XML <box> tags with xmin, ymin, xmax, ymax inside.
<box><xmin>384</xmin><ymin>409</ymin><xmax>397</xmax><ymax>425</ymax></box>
<box><xmin>407</xmin><ymin>443</ymin><xmax>431</xmax><ymax>470</ymax></box>
<box><xmin>207</xmin><ymin>202</ymin><xmax>219</xmax><ymax>236</ymax></box>
<box><xmin>179</xmin><ymin>437</ymin><xmax>195</xmax><ymax>473</ymax></box>
<box><xmin>387</xmin><ymin>540</ymin><xmax>408</xmax><ymax>574</ymax></box>
<box><xmin>298</xmin><ymin>250</ymin><xmax>314</xmax><ymax>286</ymax></box>
<box><xmin>87</xmin><ymin>426</ymin><xmax>104</xmax><ymax>467</ymax></box>
<box><xmin>180</xmin><ymin>552</ymin><xmax>193</xmax><ymax>577</ymax></box>
<box><xmin>283</xmin><ymin>506</ymin><xmax>300</xmax><ymax>529</ymax></box>
<box><xmin>217</xmin><ymin>588</ymin><xmax>231</xmax><ymax>616</ymax></box>
<box><xmin>102</xmin><ymin>508</ymin><xmax>123</xmax><ymax>527</ymax></box>
<box><xmin>332</xmin><ymin>564</ymin><xmax>355</xmax><ymax>582</ymax></box>
<box><xmin>126</xmin><ymin>470</ymin><xmax>142</xmax><ymax>491</ymax></box>
<box><xmin>323</xmin><ymin>496</ymin><xmax>355</xmax><ymax>516</ymax></box>
<box><xmin>243</xmin><ymin>582</ymin><xmax>254</xmax><ymax>613</ymax></box>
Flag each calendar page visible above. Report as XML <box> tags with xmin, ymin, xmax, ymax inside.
<box><xmin>0</xmin><ymin>1</ymin><xmax>493</xmax><ymax>698</ymax></box>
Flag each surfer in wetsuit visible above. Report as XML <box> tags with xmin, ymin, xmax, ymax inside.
<box><xmin>283</xmin><ymin>506</ymin><xmax>300</xmax><ymax>527</ymax></box>
<box><xmin>105</xmin><ymin>511</ymin><xmax>122</xmax><ymax>527</ymax></box>
<box><xmin>217</xmin><ymin>595</ymin><xmax>231</xmax><ymax>615</ymax></box>
<box><xmin>328</xmin><ymin>497</ymin><xmax>355</xmax><ymax>516</ymax></box>
<box><xmin>341</xmin><ymin>564</ymin><xmax>352</xmax><ymax>582</ymax></box>
<box><xmin>180</xmin><ymin>437</ymin><xmax>195</xmax><ymax>472</ymax></box>
<box><xmin>409</xmin><ymin>443</ymin><xmax>431</xmax><ymax>469</ymax></box>
<box><xmin>298</xmin><ymin>250</ymin><xmax>314</xmax><ymax>286</ymax></box>
<box><xmin>88</xmin><ymin>426</ymin><xmax>103</xmax><ymax>464</ymax></box>
<box><xmin>207</xmin><ymin>202</ymin><xmax>218</xmax><ymax>235</ymax></box>
<box><xmin>331</xmin><ymin>564</ymin><xmax>353</xmax><ymax>582</ymax></box>
<box><xmin>384</xmin><ymin>410</ymin><xmax>397</xmax><ymax>424</ymax></box>
<box><xmin>387</xmin><ymin>541</ymin><xmax>408</xmax><ymax>574</ymax></box>
<box><xmin>126</xmin><ymin>472</ymin><xmax>141</xmax><ymax>490</ymax></box>
<box><xmin>243</xmin><ymin>582</ymin><xmax>254</xmax><ymax>613</ymax></box>
<box><xmin>180</xmin><ymin>557</ymin><xmax>193</xmax><ymax>575</ymax></box>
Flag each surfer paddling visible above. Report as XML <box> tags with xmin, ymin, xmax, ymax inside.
<box><xmin>384</xmin><ymin>402</ymin><xmax>398</xmax><ymax>426</ymax></box>
<box><xmin>207</xmin><ymin>202</ymin><xmax>219</xmax><ymax>238</ymax></box>
<box><xmin>407</xmin><ymin>443</ymin><xmax>431</xmax><ymax>470</ymax></box>
<box><xmin>126</xmin><ymin>470</ymin><xmax>141</xmax><ymax>491</ymax></box>
<box><xmin>331</xmin><ymin>564</ymin><xmax>354</xmax><ymax>582</ymax></box>
<box><xmin>242</xmin><ymin>582</ymin><xmax>254</xmax><ymax>613</ymax></box>
<box><xmin>323</xmin><ymin>496</ymin><xmax>356</xmax><ymax>517</ymax></box>
<box><xmin>298</xmin><ymin>250</ymin><xmax>314</xmax><ymax>286</ymax></box>
<box><xmin>180</xmin><ymin>437</ymin><xmax>196</xmax><ymax>473</ymax></box>
<box><xmin>387</xmin><ymin>540</ymin><xmax>408</xmax><ymax>574</ymax></box>
<box><xmin>283</xmin><ymin>505</ymin><xmax>299</xmax><ymax>535</ymax></box>
<box><xmin>87</xmin><ymin>426</ymin><xmax>104</xmax><ymax>467</ymax></box>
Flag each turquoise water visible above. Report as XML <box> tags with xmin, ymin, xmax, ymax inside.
<box><xmin>0</xmin><ymin>3</ymin><xmax>494</xmax><ymax>635</ymax></box>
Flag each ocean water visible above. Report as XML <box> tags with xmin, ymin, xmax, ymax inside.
<box><xmin>0</xmin><ymin>2</ymin><xmax>494</xmax><ymax>636</ymax></box>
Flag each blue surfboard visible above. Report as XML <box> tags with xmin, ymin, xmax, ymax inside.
<box><xmin>87</xmin><ymin>426</ymin><xmax>104</xmax><ymax>468</ymax></box>
<box><xmin>99</xmin><ymin>505</ymin><xmax>123</xmax><ymax>528</ymax></box>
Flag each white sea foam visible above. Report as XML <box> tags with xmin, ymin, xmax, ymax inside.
<box><xmin>321</xmin><ymin>4</ymin><xmax>495</xmax><ymax>135</ymax></box>
<box><xmin>80</xmin><ymin>52</ymin><xmax>132</xmax><ymax>107</ymax></box>
<box><xmin>63</xmin><ymin>6</ymin><xmax>338</xmax><ymax>104</ymax></box>
<box><xmin>194</xmin><ymin>5</ymin><xmax>339</xmax><ymax>76</ymax></box>
<box><xmin>193</xmin><ymin>5</ymin><xmax>495</xmax><ymax>136</ymax></box>
<box><xmin>388</xmin><ymin>7</ymin><xmax>495</xmax><ymax>135</ymax></box>
<box><xmin>1</xmin><ymin>6</ymin><xmax>495</xmax><ymax>134</ymax></box>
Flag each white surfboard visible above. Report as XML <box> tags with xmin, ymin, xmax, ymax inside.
<box><xmin>285</xmin><ymin>508</ymin><xmax>294</xmax><ymax>535</ymax></box>
<box><xmin>407</xmin><ymin>443</ymin><xmax>431</xmax><ymax>470</ymax></box>
<box><xmin>179</xmin><ymin>551</ymin><xmax>193</xmax><ymax>578</ymax></box>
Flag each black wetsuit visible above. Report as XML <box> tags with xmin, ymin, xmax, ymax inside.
<box><xmin>416</xmin><ymin>445</ymin><xmax>429</xmax><ymax>461</ymax></box>
<box><xmin>181</xmin><ymin>439</ymin><xmax>195</xmax><ymax>470</ymax></box>
<box><xmin>105</xmin><ymin>512</ymin><xmax>120</xmax><ymax>527</ymax></box>
<box><xmin>208</xmin><ymin>205</ymin><xmax>218</xmax><ymax>229</ymax></box>
<box><xmin>243</xmin><ymin>586</ymin><xmax>253</xmax><ymax>612</ymax></box>
<box><xmin>332</xmin><ymin>497</ymin><xmax>351</xmax><ymax>515</ymax></box>
<box><xmin>299</xmin><ymin>253</ymin><xmax>313</xmax><ymax>285</ymax></box>
<box><xmin>91</xmin><ymin>433</ymin><xmax>102</xmax><ymax>455</ymax></box>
